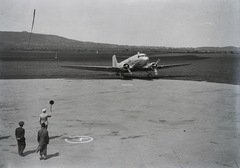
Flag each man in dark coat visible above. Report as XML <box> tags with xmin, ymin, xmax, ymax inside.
<box><xmin>15</xmin><ymin>121</ymin><xmax>26</xmax><ymax>156</ymax></box>
<box><xmin>36</xmin><ymin>123</ymin><xmax>49</xmax><ymax>160</ymax></box>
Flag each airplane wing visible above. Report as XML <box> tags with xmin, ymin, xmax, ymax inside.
<box><xmin>140</xmin><ymin>63</ymin><xmax>190</xmax><ymax>71</ymax></box>
<box><xmin>62</xmin><ymin>63</ymin><xmax>190</xmax><ymax>72</ymax></box>
<box><xmin>157</xmin><ymin>63</ymin><xmax>190</xmax><ymax>69</ymax></box>
<box><xmin>61</xmin><ymin>65</ymin><xmax>120</xmax><ymax>72</ymax></box>
<box><xmin>137</xmin><ymin>63</ymin><xmax>190</xmax><ymax>75</ymax></box>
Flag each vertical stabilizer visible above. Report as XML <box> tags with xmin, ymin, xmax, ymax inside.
<box><xmin>112</xmin><ymin>55</ymin><xmax>118</xmax><ymax>67</ymax></box>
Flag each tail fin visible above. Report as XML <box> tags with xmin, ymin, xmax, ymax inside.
<box><xmin>112</xmin><ymin>55</ymin><xmax>118</xmax><ymax>67</ymax></box>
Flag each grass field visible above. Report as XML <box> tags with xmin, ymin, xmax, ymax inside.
<box><xmin>0</xmin><ymin>51</ymin><xmax>239</xmax><ymax>85</ymax></box>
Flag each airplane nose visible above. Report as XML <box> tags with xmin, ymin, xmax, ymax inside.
<box><xmin>145</xmin><ymin>57</ymin><xmax>149</xmax><ymax>61</ymax></box>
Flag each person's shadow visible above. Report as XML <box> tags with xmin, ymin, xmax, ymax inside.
<box><xmin>0</xmin><ymin>136</ymin><xmax>11</xmax><ymax>140</ymax></box>
<box><xmin>50</xmin><ymin>135</ymin><xmax>63</xmax><ymax>140</ymax></box>
<box><xmin>45</xmin><ymin>152</ymin><xmax>59</xmax><ymax>160</ymax></box>
<box><xmin>23</xmin><ymin>149</ymin><xmax>36</xmax><ymax>156</ymax></box>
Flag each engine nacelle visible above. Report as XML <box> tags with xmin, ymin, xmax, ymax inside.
<box><xmin>151</xmin><ymin>63</ymin><xmax>158</xmax><ymax>69</ymax></box>
<box><xmin>121</xmin><ymin>64</ymin><xmax>132</xmax><ymax>74</ymax></box>
<box><xmin>146</xmin><ymin>62</ymin><xmax>157</xmax><ymax>69</ymax></box>
<box><xmin>122</xmin><ymin>64</ymin><xmax>130</xmax><ymax>70</ymax></box>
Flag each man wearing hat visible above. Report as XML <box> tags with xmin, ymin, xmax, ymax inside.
<box><xmin>15</xmin><ymin>121</ymin><xmax>26</xmax><ymax>156</ymax></box>
<box><xmin>39</xmin><ymin>108</ymin><xmax>52</xmax><ymax>129</ymax></box>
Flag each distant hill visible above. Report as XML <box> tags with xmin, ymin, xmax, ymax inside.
<box><xmin>196</xmin><ymin>46</ymin><xmax>240</xmax><ymax>53</ymax></box>
<box><xmin>0</xmin><ymin>31</ymin><xmax>239</xmax><ymax>53</ymax></box>
<box><xmin>0</xmin><ymin>31</ymin><xmax>128</xmax><ymax>50</ymax></box>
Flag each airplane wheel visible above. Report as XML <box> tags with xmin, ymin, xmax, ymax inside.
<box><xmin>117</xmin><ymin>72</ymin><xmax>122</xmax><ymax>76</ymax></box>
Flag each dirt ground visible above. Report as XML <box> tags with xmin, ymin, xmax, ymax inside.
<box><xmin>0</xmin><ymin>79</ymin><xmax>240</xmax><ymax>168</ymax></box>
<box><xmin>0</xmin><ymin>52</ymin><xmax>240</xmax><ymax>167</ymax></box>
<box><xmin>0</xmin><ymin>53</ymin><xmax>240</xmax><ymax>85</ymax></box>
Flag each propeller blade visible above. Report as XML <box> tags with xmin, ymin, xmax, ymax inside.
<box><xmin>154</xmin><ymin>68</ymin><xmax>158</xmax><ymax>75</ymax></box>
<box><xmin>152</xmin><ymin>59</ymin><xmax>160</xmax><ymax>75</ymax></box>
<box><xmin>127</xmin><ymin>68</ymin><xmax>132</xmax><ymax>74</ymax></box>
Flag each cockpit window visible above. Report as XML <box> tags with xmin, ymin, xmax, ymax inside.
<box><xmin>138</xmin><ymin>54</ymin><xmax>146</xmax><ymax>58</ymax></box>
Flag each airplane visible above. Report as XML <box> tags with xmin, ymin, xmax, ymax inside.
<box><xmin>62</xmin><ymin>52</ymin><xmax>190</xmax><ymax>78</ymax></box>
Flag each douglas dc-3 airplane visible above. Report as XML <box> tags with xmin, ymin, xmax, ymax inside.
<box><xmin>62</xmin><ymin>52</ymin><xmax>190</xmax><ymax>77</ymax></box>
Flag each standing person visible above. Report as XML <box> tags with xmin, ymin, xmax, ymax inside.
<box><xmin>39</xmin><ymin>108</ymin><xmax>52</xmax><ymax>129</ymax></box>
<box><xmin>36</xmin><ymin>123</ymin><xmax>49</xmax><ymax>160</ymax></box>
<box><xmin>15</xmin><ymin>121</ymin><xmax>26</xmax><ymax>156</ymax></box>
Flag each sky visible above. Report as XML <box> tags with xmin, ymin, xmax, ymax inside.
<box><xmin>0</xmin><ymin>0</ymin><xmax>240</xmax><ymax>47</ymax></box>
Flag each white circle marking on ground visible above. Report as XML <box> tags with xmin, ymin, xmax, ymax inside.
<box><xmin>65</xmin><ymin>136</ymin><xmax>93</xmax><ymax>144</ymax></box>
<box><xmin>121</xmin><ymin>83</ymin><xmax>133</xmax><ymax>86</ymax></box>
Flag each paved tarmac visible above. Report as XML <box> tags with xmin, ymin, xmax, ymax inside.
<box><xmin>0</xmin><ymin>79</ymin><xmax>240</xmax><ymax>168</ymax></box>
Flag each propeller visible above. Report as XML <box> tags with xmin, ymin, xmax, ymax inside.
<box><xmin>123</xmin><ymin>64</ymin><xmax>132</xmax><ymax>74</ymax></box>
<box><xmin>127</xmin><ymin>68</ymin><xmax>132</xmax><ymax>74</ymax></box>
<box><xmin>151</xmin><ymin>59</ymin><xmax>160</xmax><ymax>75</ymax></box>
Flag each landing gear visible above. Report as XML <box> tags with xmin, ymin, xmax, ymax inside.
<box><xmin>117</xmin><ymin>72</ymin><xmax>125</xmax><ymax>78</ymax></box>
<box><xmin>147</xmin><ymin>72</ymin><xmax>152</xmax><ymax>78</ymax></box>
<box><xmin>117</xmin><ymin>72</ymin><xmax>122</xmax><ymax>76</ymax></box>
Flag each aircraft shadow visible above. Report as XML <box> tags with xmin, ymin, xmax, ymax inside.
<box><xmin>121</xmin><ymin>75</ymin><xmax>193</xmax><ymax>80</ymax></box>
<box><xmin>66</xmin><ymin>74</ymin><xmax>193</xmax><ymax>81</ymax></box>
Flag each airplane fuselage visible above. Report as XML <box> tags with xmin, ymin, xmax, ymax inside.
<box><xmin>117</xmin><ymin>53</ymin><xmax>149</xmax><ymax>70</ymax></box>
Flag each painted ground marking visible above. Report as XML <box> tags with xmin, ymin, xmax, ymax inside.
<box><xmin>65</xmin><ymin>136</ymin><xmax>93</xmax><ymax>144</ymax></box>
